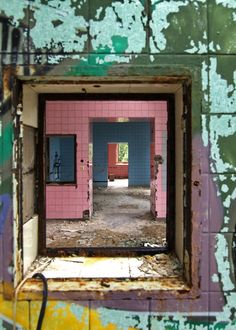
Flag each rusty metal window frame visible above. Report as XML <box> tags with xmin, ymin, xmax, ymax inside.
<box><xmin>37</xmin><ymin>93</ymin><xmax>177</xmax><ymax>257</ymax></box>
<box><xmin>3</xmin><ymin>71</ymin><xmax>199</xmax><ymax>300</ymax></box>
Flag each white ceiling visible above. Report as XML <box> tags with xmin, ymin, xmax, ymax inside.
<box><xmin>27</xmin><ymin>83</ymin><xmax>181</xmax><ymax>94</ymax></box>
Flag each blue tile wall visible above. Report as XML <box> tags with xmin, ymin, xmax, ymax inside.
<box><xmin>93</xmin><ymin>122</ymin><xmax>150</xmax><ymax>186</ymax></box>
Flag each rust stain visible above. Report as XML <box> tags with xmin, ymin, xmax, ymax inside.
<box><xmin>17</xmin><ymin>276</ymin><xmax>190</xmax><ymax>301</ymax></box>
<box><xmin>3</xmin><ymin>67</ymin><xmax>12</xmax><ymax>100</ymax></box>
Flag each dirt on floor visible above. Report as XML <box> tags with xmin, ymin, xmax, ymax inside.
<box><xmin>46</xmin><ymin>183</ymin><xmax>166</xmax><ymax>248</ymax></box>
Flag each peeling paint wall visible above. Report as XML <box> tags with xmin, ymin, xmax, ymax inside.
<box><xmin>0</xmin><ymin>0</ymin><xmax>236</xmax><ymax>329</ymax></box>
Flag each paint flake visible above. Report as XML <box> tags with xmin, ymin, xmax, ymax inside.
<box><xmin>90</xmin><ymin>0</ymin><xmax>146</xmax><ymax>53</ymax></box>
<box><xmin>30</xmin><ymin>0</ymin><xmax>88</xmax><ymax>52</ymax></box>
<box><xmin>209</xmin><ymin>115</ymin><xmax>236</xmax><ymax>173</ymax></box>
<box><xmin>216</xmin><ymin>0</ymin><xmax>236</xmax><ymax>8</ymax></box>
<box><xmin>215</xmin><ymin>234</ymin><xmax>234</xmax><ymax>291</ymax></box>
<box><xmin>209</xmin><ymin>58</ymin><xmax>236</xmax><ymax>113</ymax></box>
<box><xmin>212</xmin><ymin>273</ymin><xmax>220</xmax><ymax>282</ymax></box>
<box><xmin>150</xmin><ymin>1</ymin><xmax>187</xmax><ymax>52</ymax></box>
<box><xmin>185</xmin><ymin>40</ymin><xmax>208</xmax><ymax>54</ymax></box>
<box><xmin>0</xmin><ymin>0</ymin><xmax>28</xmax><ymax>25</ymax></box>
<box><xmin>95</xmin><ymin>6</ymin><xmax>103</xmax><ymax>19</ymax></box>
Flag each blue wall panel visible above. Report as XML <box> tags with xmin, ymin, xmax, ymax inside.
<box><xmin>93</xmin><ymin>122</ymin><xmax>150</xmax><ymax>186</ymax></box>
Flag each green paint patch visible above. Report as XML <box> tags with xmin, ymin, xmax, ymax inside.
<box><xmin>93</xmin><ymin>45</ymin><xmax>112</xmax><ymax>54</ymax></box>
<box><xmin>64</xmin><ymin>45</ymin><xmax>121</xmax><ymax>76</ymax></box>
<box><xmin>1</xmin><ymin>177</ymin><xmax>12</xmax><ymax>196</ymax></box>
<box><xmin>70</xmin><ymin>0</ymin><xmax>88</xmax><ymax>18</ymax></box>
<box><xmin>209</xmin><ymin>2</ymin><xmax>236</xmax><ymax>53</ymax></box>
<box><xmin>165</xmin><ymin>2</ymin><xmax>207</xmax><ymax>54</ymax></box>
<box><xmin>209</xmin><ymin>115</ymin><xmax>236</xmax><ymax>173</ymax></box>
<box><xmin>150</xmin><ymin>1</ymin><xmax>208</xmax><ymax>54</ymax></box>
<box><xmin>65</xmin><ymin>64</ymin><xmax>109</xmax><ymax>77</ymax></box>
<box><xmin>0</xmin><ymin>124</ymin><xmax>13</xmax><ymax>165</ymax></box>
<box><xmin>212</xmin><ymin>57</ymin><xmax>236</xmax><ymax>88</ymax></box>
<box><xmin>164</xmin><ymin>320</ymin><xmax>179</xmax><ymax>330</ymax></box>
<box><xmin>111</xmin><ymin>35</ymin><xmax>128</xmax><ymax>53</ymax></box>
<box><xmin>52</xmin><ymin>19</ymin><xmax>63</xmax><ymax>28</ymax></box>
<box><xmin>218</xmin><ymin>132</ymin><xmax>236</xmax><ymax>169</ymax></box>
<box><xmin>211</xmin><ymin>321</ymin><xmax>229</xmax><ymax>329</ymax></box>
<box><xmin>151</xmin><ymin>317</ymin><xmax>210</xmax><ymax>330</ymax></box>
<box><xmin>65</xmin><ymin>58</ymin><xmax>110</xmax><ymax>77</ymax></box>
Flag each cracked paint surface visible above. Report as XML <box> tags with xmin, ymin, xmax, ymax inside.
<box><xmin>1</xmin><ymin>0</ymin><xmax>236</xmax><ymax>329</ymax></box>
<box><xmin>90</xmin><ymin>0</ymin><xmax>147</xmax><ymax>53</ymax></box>
<box><xmin>29</xmin><ymin>0</ymin><xmax>88</xmax><ymax>52</ymax></box>
<box><xmin>0</xmin><ymin>0</ymin><xmax>28</xmax><ymax>25</ymax></box>
<box><xmin>209</xmin><ymin>58</ymin><xmax>236</xmax><ymax>114</ymax></box>
<box><xmin>150</xmin><ymin>0</ymin><xmax>207</xmax><ymax>54</ymax></box>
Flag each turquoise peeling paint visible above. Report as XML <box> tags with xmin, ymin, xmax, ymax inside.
<box><xmin>209</xmin><ymin>116</ymin><xmax>236</xmax><ymax>173</ymax></box>
<box><xmin>70</xmin><ymin>303</ymin><xmax>87</xmax><ymax>322</ymax></box>
<box><xmin>90</xmin><ymin>0</ymin><xmax>147</xmax><ymax>53</ymax></box>
<box><xmin>209</xmin><ymin>58</ymin><xmax>236</xmax><ymax>113</ymax></box>
<box><xmin>215</xmin><ymin>0</ymin><xmax>236</xmax><ymax>9</ymax></box>
<box><xmin>30</xmin><ymin>0</ymin><xmax>88</xmax><ymax>52</ymax></box>
<box><xmin>0</xmin><ymin>0</ymin><xmax>28</xmax><ymax>25</ymax></box>
<box><xmin>215</xmin><ymin>234</ymin><xmax>234</xmax><ymax>291</ymax></box>
<box><xmin>150</xmin><ymin>0</ymin><xmax>186</xmax><ymax>53</ymax></box>
<box><xmin>201</xmin><ymin>115</ymin><xmax>208</xmax><ymax>148</ymax></box>
<box><xmin>96</xmin><ymin>307</ymin><xmax>149</xmax><ymax>330</ymax></box>
<box><xmin>207</xmin><ymin>54</ymin><xmax>236</xmax><ymax>324</ymax></box>
<box><xmin>150</xmin><ymin>0</ymin><xmax>207</xmax><ymax>54</ymax></box>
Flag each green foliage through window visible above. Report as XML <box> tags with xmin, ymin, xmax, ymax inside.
<box><xmin>118</xmin><ymin>143</ymin><xmax>128</xmax><ymax>163</ymax></box>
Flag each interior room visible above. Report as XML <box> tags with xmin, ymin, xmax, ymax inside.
<box><xmin>45</xmin><ymin>100</ymin><xmax>168</xmax><ymax>249</ymax></box>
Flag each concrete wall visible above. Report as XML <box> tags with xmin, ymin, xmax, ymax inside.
<box><xmin>0</xmin><ymin>0</ymin><xmax>236</xmax><ymax>329</ymax></box>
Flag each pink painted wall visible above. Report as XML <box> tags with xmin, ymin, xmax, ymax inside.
<box><xmin>46</xmin><ymin>100</ymin><xmax>167</xmax><ymax>219</ymax></box>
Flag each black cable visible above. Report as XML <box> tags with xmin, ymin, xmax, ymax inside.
<box><xmin>32</xmin><ymin>273</ymin><xmax>48</xmax><ymax>330</ymax></box>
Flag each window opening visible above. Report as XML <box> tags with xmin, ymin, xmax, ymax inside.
<box><xmin>118</xmin><ymin>143</ymin><xmax>128</xmax><ymax>163</ymax></box>
<box><xmin>46</xmin><ymin>135</ymin><xmax>76</xmax><ymax>184</ymax></box>
<box><xmin>14</xmin><ymin>81</ymin><xmax>193</xmax><ymax>293</ymax></box>
<box><xmin>43</xmin><ymin>100</ymin><xmax>169</xmax><ymax>254</ymax></box>
<box><xmin>108</xmin><ymin>142</ymin><xmax>129</xmax><ymax>187</ymax></box>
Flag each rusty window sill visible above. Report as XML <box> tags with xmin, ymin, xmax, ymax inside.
<box><xmin>18</xmin><ymin>277</ymin><xmax>190</xmax><ymax>301</ymax></box>
<box><xmin>17</xmin><ymin>255</ymin><xmax>191</xmax><ymax>300</ymax></box>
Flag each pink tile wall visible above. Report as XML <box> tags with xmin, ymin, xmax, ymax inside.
<box><xmin>46</xmin><ymin>100</ymin><xmax>167</xmax><ymax>219</ymax></box>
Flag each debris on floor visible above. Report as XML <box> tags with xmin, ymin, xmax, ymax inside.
<box><xmin>138</xmin><ymin>253</ymin><xmax>182</xmax><ymax>277</ymax></box>
<box><xmin>46</xmin><ymin>182</ymin><xmax>166</xmax><ymax>248</ymax></box>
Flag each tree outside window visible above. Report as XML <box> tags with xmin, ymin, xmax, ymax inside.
<box><xmin>118</xmin><ymin>143</ymin><xmax>128</xmax><ymax>163</ymax></box>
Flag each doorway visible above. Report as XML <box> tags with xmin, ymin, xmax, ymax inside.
<box><xmin>108</xmin><ymin>142</ymin><xmax>129</xmax><ymax>188</ymax></box>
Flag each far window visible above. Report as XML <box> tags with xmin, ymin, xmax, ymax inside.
<box><xmin>118</xmin><ymin>143</ymin><xmax>128</xmax><ymax>163</ymax></box>
<box><xmin>46</xmin><ymin>135</ymin><xmax>76</xmax><ymax>183</ymax></box>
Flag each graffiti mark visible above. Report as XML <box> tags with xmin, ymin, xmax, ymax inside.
<box><xmin>0</xmin><ymin>194</ymin><xmax>11</xmax><ymax>234</ymax></box>
<box><xmin>0</xmin><ymin>124</ymin><xmax>13</xmax><ymax>165</ymax></box>
<box><xmin>0</xmin><ymin>17</ymin><xmax>27</xmax><ymax>65</ymax></box>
